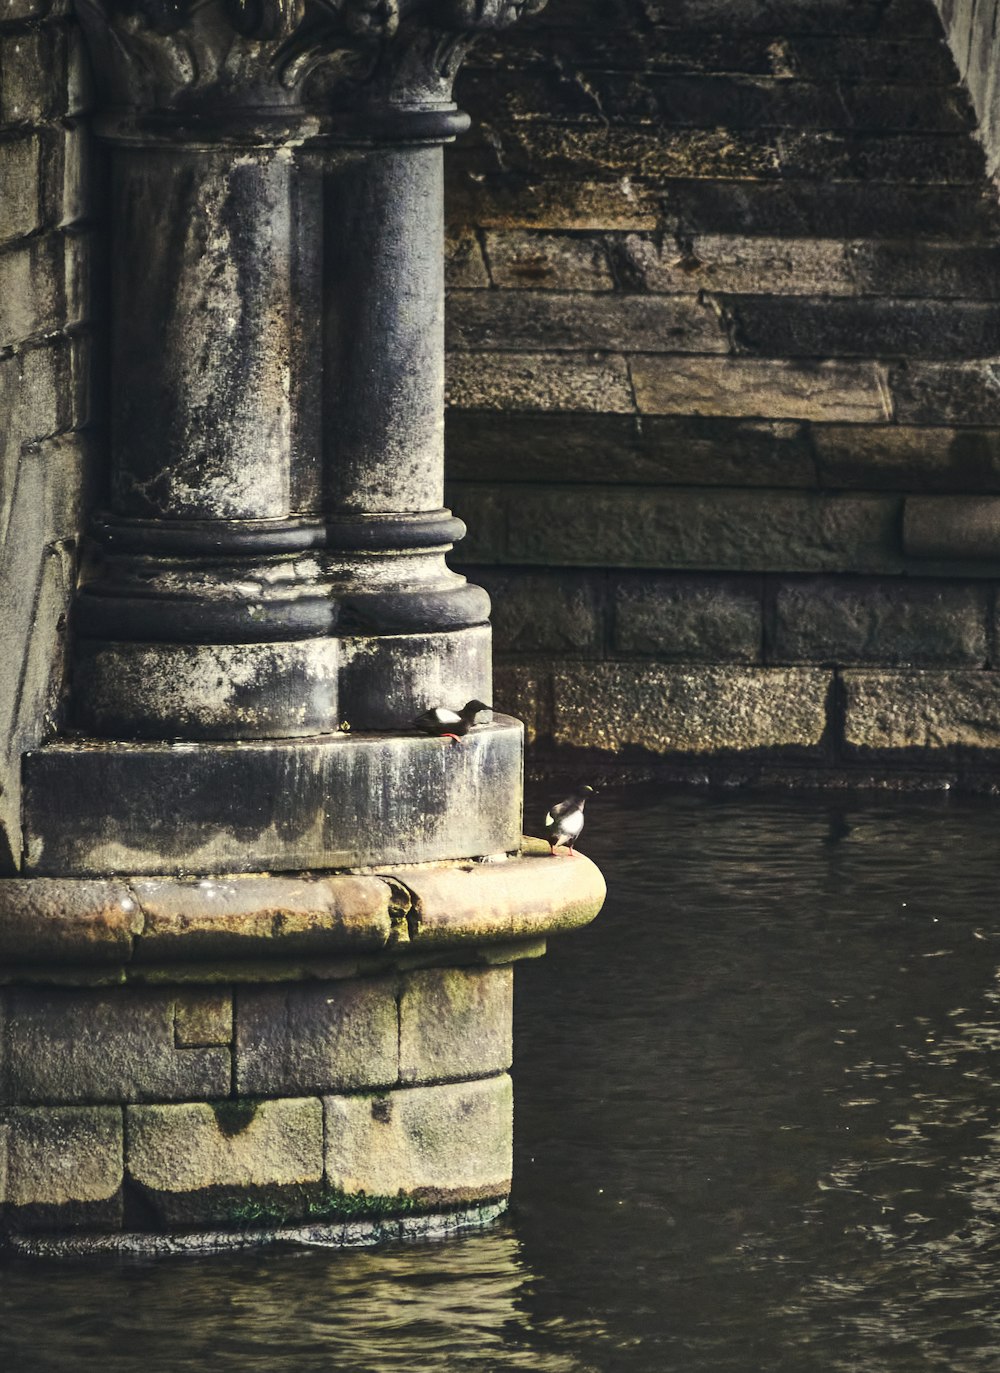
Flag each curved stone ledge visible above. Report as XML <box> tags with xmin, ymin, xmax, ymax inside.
<box><xmin>0</xmin><ymin>845</ymin><xmax>605</xmax><ymax>976</ymax></box>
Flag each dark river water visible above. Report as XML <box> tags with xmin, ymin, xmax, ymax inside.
<box><xmin>5</xmin><ymin>784</ymin><xmax>1000</xmax><ymax>1371</ymax></box>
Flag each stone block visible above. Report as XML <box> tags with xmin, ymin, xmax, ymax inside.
<box><xmin>22</xmin><ymin>718</ymin><xmax>524</xmax><ymax>878</ymax></box>
<box><xmin>613</xmin><ymin>573</ymin><xmax>762</xmax><ymax>660</ymax></box>
<box><xmin>902</xmin><ymin>496</ymin><xmax>1000</xmax><ymax>560</ymax></box>
<box><xmin>0</xmin><ymin>1105</ymin><xmax>123</xmax><ymax>1233</ymax></box>
<box><xmin>126</xmin><ymin>1098</ymin><xmax>324</xmax><ymax>1221</ymax></box>
<box><xmin>845</xmin><ymin>241</ymin><xmax>1000</xmax><ymax>299</ymax></box>
<box><xmin>463</xmin><ymin>485</ymin><xmax>902</xmax><ymax>573</ymax></box>
<box><xmin>771</xmin><ymin>578</ymin><xmax>989</xmax><ymax>666</ymax></box>
<box><xmin>444</xmin><ymin>229</ymin><xmax>489</xmax><ymax>287</ymax></box>
<box><xmin>813</xmin><ymin>425</ymin><xmax>1000</xmax><ymax>494</ymax></box>
<box><xmin>0</xmin><ymin>236</ymin><xmax>62</xmax><ymax>350</ymax></box>
<box><xmin>630</xmin><ymin>355</ymin><xmax>892</xmax><ymax>423</ymax></box>
<box><xmin>131</xmin><ymin>873</ymin><xmax>393</xmax><ymax>962</ymax></box>
<box><xmin>1</xmin><ymin>987</ymin><xmax>231</xmax><ymax>1104</ymax></box>
<box><xmin>619</xmin><ymin>233</ymin><xmax>853</xmax><ymax>296</ymax></box>
<box><xmin>0</xmin><ymin>135</ymin><xmax>40</xmax><ymax>244</ymax></box>
<box><xmin>641</xmin><ymin>179</ymin><xmax>1000</xmax><ymax>242</ymax></box>
<box><xmin>470</xmin><ymin>569</ymin><xmax>604</xmax><ymax>654</ymax></box>
<box><xmin>382</xmin><ymin>846</ymin><xmax>605</xmax><ymax>945</ymax></box>
<box><xmin>324</xmin><ymin>1076</ymin><xmax>513</xmax><ymax>1205</ymax></box>
<box><xmin>447</xmin><ymin>290</ymin><xmax>727</xmax><ymax>354</ymax></box>
<box><xmin>446</xmin><ymin>412</ymin><xmax>817</xmax><ymax>488</ymax></box>
<box><xmin>891</xmin><ymin>362</ymin><xmax>1000</xmax><ymax>426</ymax></box>
<box><xmin>484</xmin><ymin>230</ymin><xmax>614</xmax><ymax>290</ymax></box>
<box><xmin>235</xmin><ymin>979</ymin><xmax>398</xmax><ymax>1096</ymax></box>
<box><xmin>724</xmin><ymin>296</ymin><xmax>1000</xmax><ymax>361</ymax></box>
<box><xmin>491</xmin><ymin>661</ymin><xmax>551</xmax><ymax>746</ymax></box>
<box><xmin>0</xmin><ymin>879</ymin><xmax>141</xmax><ymax>965</ymax></box>
<box><xmin>0</xmin><ymin>29</ymin><xmax>63</xmax><ymax>123</ymax></box>
<box><xmin>843</xmin><ymin>671</ymin><xmax>1000</xmax><ymax>752</ymax></box>
<box><xmin>175</xmin><ymin>992</ymin><xmax>232</xmax><ymax>1048</ymax></box>
<box><xmin>446</xmin><ymin>171</ymin><xmax>662</xmax><ymax>232</ymax></box>
<box><xmin>446</xmin><ymin>350</ymin><xmax>634</xmax><ymax>413</ymax></box>
<box><xmin>551</xmin><ymin>663</ymin><xmax>831</xmax><ymax>754</ymax></box>
<box><xmin>0</xmin><ymin>343</ymin><xmax>65</xmax><ymax>454</ymax></box>
<box><xmin>399</xmin><ymin>967</ymin><xmax>512</xmax><ymax>1085</ymax></box>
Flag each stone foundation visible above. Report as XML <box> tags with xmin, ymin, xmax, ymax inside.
<box><xmin>0</xmin><ymin>843</ymin><xmax>604</xmax><ymax>1254</ymax></box>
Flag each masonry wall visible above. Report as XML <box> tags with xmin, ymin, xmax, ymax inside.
<box><xmin>0</xmin><ymin>0</ymin><xmax>94</xmax><ymax>869</ymax></box>
<box><xmin>445</xmin><ymin>0</ymin><xmax>1000</xmax><ymax>780</ymax></box>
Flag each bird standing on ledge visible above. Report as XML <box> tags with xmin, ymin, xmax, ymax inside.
<box><xmin>545</xmin><ymin>785</ymin><xmax>594</xmax><ymax>856</ymax></box>
<box><xmin>412</xmin><ymin>699</ymin><xmax>492</xmax><ymax>744</ymax></box>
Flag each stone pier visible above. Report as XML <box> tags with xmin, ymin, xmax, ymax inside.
<box><xmin>0</xmin><ymin>0</ymin><xmax>604</xmax><ymax>1254</ymax></box>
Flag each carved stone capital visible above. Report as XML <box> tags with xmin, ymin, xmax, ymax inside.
<box><xmin>74</xmin><ymin>0</ymin><xmax>546</xmax><ymax>125</ymax></box>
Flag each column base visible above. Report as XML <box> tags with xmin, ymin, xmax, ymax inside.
<box><xmin>0</xmin><ymin>845</ymin><xmax>606</xmax><ymax>1256</ymax></box>
<box><xmin>22</xmin><ymin>714</ymin><xmax>522</xmax><ymax>877</ymax></box>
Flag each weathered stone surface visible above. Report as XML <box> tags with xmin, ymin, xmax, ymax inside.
<box><xmin>399</xmin><ymin>967</ymin><xmax>512</xmax><ymax>1085</ymax></box>
<box><xmin>619</xmin><ymin>233</ymin><xmax>853</xmax><ymax>296</ymax></box>
<box><xmin>467</xmin><ymin>29</ymin><xmax>955</xmax><ymax>83</ymax></box>
<box><xmin>1</xmin><ymin>987</ymin><xmax>231</xmax><ymax>1104</ymax></box>
<box><xmin>0</xmin><ymin>1105</ymin><xmax>123</xmax><ymax>1231</ymax></box>
<box><xmin>127</xmin><ymin>1098</ymin><xmax>324</xmax><ymax>1195</ymax></box>
<box><xmin>461</xmin><ymin>69</ymin><xmax>972</xmax><ymax>133</ymax></box>
<box><xmin>174</xmin><ymin>992</ymin><xmax>232</xmax><ymax>1049</ymax></box>
<box><xmin>23</xmin><ymin>720</ymin><xmax>524</xmax><ymax>878</ymax></box>
<box><xmin>446</xmin><ymin>412</ymin><xmax>817</xmax><ymax>487</ymax></box>
<box><xmin>902</xmin><ymin>496</ymin><xmax>1000</xmax><ymax>560</ymax></box>
<box><xmin>444</xmin><ymin>229</ymin><xmax>490</xmax><ymax>288</ymax></box>
<box><xmin>613</xmin><ymin>573</ymin><xmax>762</xmax><ymax>660</ymax></box>
<box><xmin>891</xmin><ymin>362</ymin><xmax>1000</xmax><ymax>425</ymax></box>
<box><xmin>324</xmin><ymin>1076</ymin><xmax>513</xmax><ymax>1204</ymax></box>
<box><xmin>813</xmin><ymin>425</ymin><xmax>1000</xmax><ymax>493</ymax></box>
<box><xmin>0</xmin><ymin>879</ymin><xmax>141</xmax><ymax>965</ymax></box>
<box><xmin>724</xmin><ymin>296</ymin><xmax>1000</xmax><ymax>360</ymax></box>
<box><xmin>447</xmin><ymin>290</ymin><xmax>727</xmax><ymax>354</ymax></box>
<box><xmin>470</xmin><ymin>569</ymin><xmax>604</xmax><ymax>654</ymax></box>
<box><xmin>770</xmin><ymin>578</ymin><xmax>988</xmax><ymax>665</ymax></box>
<box><xmin>235</xmin><ymin>979</ymin><xmax>398</xmax><ymax>1096</ymax></box>
<box><xmin>491</xmin><ymin>662</ymin><xmax>550</xmax><ymax>747</ymax></box>
<box><xmin>446</xmin><ymin>173</ymin><xmax>662</xmax><ymax>232</ymax></box>
<box><xmin>552</xmin><ymin>664</ymin><xmax>831</xmax><ymax>754</ymax></box>
<box><xmin>386</xmin><ymin>850</ymin><xmax>606</xmax><ymax>945</ymax></box>
<box><xmin>485</xmin><ymin>230</ymin><xmax>614</xmax><ymax>290</ymax></box>
<box><xmin>0</xmin><ymin>344</ymin><xmax>66</xmax><ymax>454</ymax></box>
<box><xmin>843</xmin><ymin>671</ymin><xmax>1000</xmax><ymax>751</ymax></box>
<box><xmin>452</xmin><ymin>485</ymin><xmax>902</xmax><ymax>573</ymax></box>
<box><xmin>0</xmin><ymin>135</ymin><xmax>41</xmax><ymax>244</ymax></box>
<box><xmin>131</xmin><ymin>874</ymin><xmax>393</xmax><ymax>961</ymax></box>
<box><xmin>446</xmin><ymin>351</ymin><xmax>634</xmax><ymax>412</ymax></box>
<box><xmin>630</xmin><ymin>356</ymin><xmax>892</xmax><ymax>423</ymax></box>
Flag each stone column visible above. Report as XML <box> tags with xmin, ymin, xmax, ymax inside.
<box><xmin>21</xmin><ymin>0</ymin><xmax>545</xmax><ymax>874</ymax></box>
<box><xmin>65</xmin><ymin>0</ymin><xmax>542</xmax><ymax>744</ymax></box>
<box><xmin>0</xmin><ymin>0</ymin><xmax>609</xmax><ymax>1258</ymax></box>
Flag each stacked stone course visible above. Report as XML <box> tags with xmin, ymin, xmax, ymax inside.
<box><xmin>0</xmin><ymin>0</ymin><xmax>94</xmax><ymax>868</ymax></box>
<box><xmin>445</xmin><ymin>0</ymin><xmax>1000</xmax><ymax>779</ymax></box>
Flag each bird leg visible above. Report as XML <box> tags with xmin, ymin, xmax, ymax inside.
<box><xmin>441</xmin><ymin>733</ymin><xmax>462</xmax><ymax>745</ymax></box>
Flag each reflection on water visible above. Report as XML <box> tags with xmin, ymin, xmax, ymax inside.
<box><xmin>7</xmin><ymin>786</ymin><xmax>1000</xmax><ymax>1371</ymax></box>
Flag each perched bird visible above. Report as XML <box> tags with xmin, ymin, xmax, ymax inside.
<box><xmin>412</xmin><ymin>699</ymin><xmax>492</xmax><ymax>744</ymax></box>
<box><xmin>545</xmin><ymin>784</ymin><xmax>594</xmax><ymax>856</ymax></box>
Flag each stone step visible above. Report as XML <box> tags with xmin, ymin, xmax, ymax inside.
<box><xmin>609</xmin><ymin>234</ymin><xmax>1000</xmax><ymax>298</ymax></box>
<box><xmin>466</xmin><ymin>32</ymin><xmax>958</xmax><ymax>84</ymax></box>
<box><xmin>525</xmin><ymin>0</ymin><xmax>941</xmax><ymax>38</ymax></box>
<box><xmin>721</xmin><ymin>296</ymin><xmax>1000</xmax><ymax>360</ymax></box>
<box><xmin>446</xmin><ymin>172</ymin><xmax>1000</xmax><ymax>240</ymax></box>
<box><xmin>458</xmin><ymin>72</ymin><xmax>974</xmax><ymax>134</ymax></box>
<box><xmin>446</xmin><ymin>291</ymin><xmax>1000</xmax><ymax>360</ymax></box>
<box><xmin>452</xmin><ymin>127</ymin><xmax>986</xmax><ymax>184</ymax></box>
<box><xmin>445</xmin><ymin>412</ymin><xmax>1000</xmax><ymax>495</ymax></box>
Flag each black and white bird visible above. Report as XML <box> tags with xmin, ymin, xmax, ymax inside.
<box><xmin>412</xmin><ymin>699</ymin><xmax>492</xmax><ymax>744</ymax></box>
<box><xmin>544</xmin><ymin>785</ymin><xmax>594</xmax><ymax>856</ymax></box>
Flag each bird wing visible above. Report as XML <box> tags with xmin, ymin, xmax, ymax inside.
<box><xmin>546</xmin><ymin>797</ymin><xmax>573</xmax><ymax>825</ymax></box>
